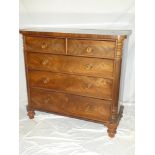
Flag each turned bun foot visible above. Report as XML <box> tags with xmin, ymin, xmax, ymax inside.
<box><xmin>107</xmin><ymin>127</ymin><xmax>117</xmax><ymax>138</ymax></box>
<box><xmin>106</xmin><ymin>106</ymin><xmax>124</xmax><ymax>138</ymax></box>
<box><xmin>27</xmin><ymin>110</ymin><xmax>35</xmax><ymax>119</ymax></box>
<box><xmin>107</xmin><ymin>123</ymin><xmax>117</xmax><ymax>138</ymax></box>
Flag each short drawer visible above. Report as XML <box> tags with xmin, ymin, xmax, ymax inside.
<box><xmin>68</xmin><ymin>39</ymin><xmax>116</xmax><ymax>58</ymax></box>
<box><xmin>30</xmin><ymin>89</ymin><xmax>111</xmax><ymax>121</ymax></box>
<box><xmin>28</xmin><ymin>70</ymin><xmax>113</xmax><ymax>100</ymax></box>
<box><xmin>25</xmin><ymin>36</ymin><xmax>65</xmax><ymax>54</ymax></box>
<box><xmin>27</xmin><ymin>53</ymin><xmax>114</xmax><ymax>78</ymax></box>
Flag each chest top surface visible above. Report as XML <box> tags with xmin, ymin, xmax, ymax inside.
<box><xmin>20</xmin><ymin>27</ymin><xmax>131</xmax><ymax>40</ymax></box>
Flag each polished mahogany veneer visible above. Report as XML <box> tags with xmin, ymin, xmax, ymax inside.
<box><xmin>20</xmin><ymin>28</ymin><xmax>131</xmax><ymax>138</ymax></box>
<box><xmin>67</xmin><ymin>39</ymin><xmax>116</xmax><ymax>58</ymax></box>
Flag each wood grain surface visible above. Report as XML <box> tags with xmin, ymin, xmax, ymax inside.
<box><xmin>27</xmin><ymin>53</ymin><xmax>114</xmax><ymax>78</ymax></box>
<box><xmin>30</xmin><ymin>88</ymin><xmax>111</xmax><ymax>122</ymax></box>
<box><xmin>28</xmin><ymin>70</ymin><xmax>113</xmax><ymax>100</ymax></box>
<box><xmin>68</xmin><ymin>39</ymin><xmax>116</xmax><ymax>58</ymax></box>
<box><xmin>25</xmin><ymin>36</ymin><xmax>65</xmax><ymax>54</ymax></box>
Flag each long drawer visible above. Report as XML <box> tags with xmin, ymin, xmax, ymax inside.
<box><xmin>30</xmin><ymin>88</ymin><xmax>111</xmax><ymax>121</ymax></box>
<box><xmin>68</xmin><ymin>39</ymin><xmax>116</xmax><ymax>58</ymax></box>
<box><xmin>28</xmin><ymin>70</ymin><xmax>113</xmax><ymax>100</ymax></box>
<box><xmin>25</xmin><ymin>36</ymin><xmax>66</xmax><ymax>54</ymax></box>
<box><xmin>27</xmin><ymin>53</ymin><xmax>114</xmax><ymax>78</ymax></box>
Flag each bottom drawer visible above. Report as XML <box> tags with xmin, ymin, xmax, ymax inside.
<box><xmin>30</xmin><ymin>89</ymin><xmax>111</xmax><ymax>122</ymax></box>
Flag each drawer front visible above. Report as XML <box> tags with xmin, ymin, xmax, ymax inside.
<box><xmin>28</xmin><ymin>71</ymin><xmax>113</xmax><ymax>100</ymax></box>
<box><xmin>30</xmin><ymin>89</ymin><xmax>111</xmax><ymax>121</ymax></box>
<box><xmin>25</xmin><ymin>37</ymin><xmax>65</xmax><ymax>54</ymax></box>
<box><xmin>68</xmin><ymin>39</ymin><xmax>116</xmax><ymax>58</ymax></box>
<box><xmin>27</xmin><ymin>53</ymin><xmax>114</xmax><ymax>78</ymax></box>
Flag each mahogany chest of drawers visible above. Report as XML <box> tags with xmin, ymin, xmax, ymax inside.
<box><xmin>20</xmin><ymin>28</ymin><xmax>130</xmax><ymax>138</ymax></box>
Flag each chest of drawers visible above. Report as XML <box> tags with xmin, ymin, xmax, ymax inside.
<box><xmin>20</xmin><ymin>28</ymin><xmax>130</xmax><ymax>138</ymax></box>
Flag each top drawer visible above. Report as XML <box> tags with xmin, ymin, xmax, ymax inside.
<box><xmin>68</xmin><ymin>39</ymin><xmax>116</xmax><ymax>59</ymax></box>
<box><xmin>25</xmin><ymin>37</ymin><xmax>66</xmax><ymax>54</ymax></box>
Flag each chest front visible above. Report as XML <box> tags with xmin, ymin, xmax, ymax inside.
<box><xmin>20</xmin><ymin>28</ymin><xmax>130</xmax><ymax>138</ymax></box>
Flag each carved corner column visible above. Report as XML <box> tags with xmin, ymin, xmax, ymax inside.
<box><xmin>107</xmin><ymin>36</ymin><xmax>126</xmax><ymax>138</ymax></box>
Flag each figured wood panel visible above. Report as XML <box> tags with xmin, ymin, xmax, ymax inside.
<box><xmin>25</xmin><ymin>36</ymin><xmax>65</xmax><ymax>54</ymax></box>
<box><xmin>68</xmin><ymin>39</ymin><xmax>116</xmax><ymax>58</ymax></box>
<box><xmin>30</xmin><ymin>88</ymin><xmax>111</xmax><ymax>121</ymax></box>
<box><xmin>27</xmin><ymin>53</ymin><xmax>114</xmax><ymax>78</ymax></box>
<box><xmin>28</xmin><ymin>70</ymin><xmax>113</xmax><ymax>100</ymax></box>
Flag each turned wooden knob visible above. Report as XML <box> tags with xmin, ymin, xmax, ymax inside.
<box><xmin>86</xmin><ymin>47</ymin><xmax>92</xmax><ymax>53</ymax></box>
<box><xmin>42</xmin><ymin>59</ymin><xmax>49</xmax><ymax>65</ymax></box>
<box><xmin>103</xmin><ymin>81</ymin><xmax>107</xmax><ymax>85</ymax></box>
<box><xmin>86</xmin><ymin>83</ymin><xmax>92</xmax><ymax>89</ymax></box>
<box><xmin>85</xmin><ymin>64</ymin><xmax>93</xmax><ymax>70</ymax></box>
<box><xmin>43</xmin><ymin>77</ymin><xmax>50</xmax><ymax>84</ymax></box>
<box><xmin>44</xmin><ymin>97</ymin><xmax>50</xmax><ymax>104</ymax></box>
<box><xmin>41</xmin><ymin>42</ymin><xmax>48</xmax><ymax>49</ymax></box>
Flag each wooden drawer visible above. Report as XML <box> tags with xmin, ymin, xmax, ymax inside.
<box><xmin>27</xmin><ymin>53</ymin><xmax>114</xmax><ymax>78</ymax></box>
<box><xmin>30</xmin><ymin>89</ymin><xmax>111</xmax><ymax>121</ymax></box>
<box><xmin>28</xmin><ymin>70</ymin><xmax>113</xmax><ymax>100</ymax></box>
<box><xmin>68</xmin><ymin>39</ymin><xmax>116</xmax><ymax>58</ymax></box>
<box><xmin>25</xmin><ymin>36</ymin><xmax>65</xmax><ymax>54</ymax></box>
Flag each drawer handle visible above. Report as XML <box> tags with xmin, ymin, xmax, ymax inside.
<box><xmin>85</xmin><ymin>64</ymin><xmax>93</xmax><ymax>70</ymax></box>
<box><xmin>44</xmin><ymin>97</ymin><xmax>50</xmax><ymax>104</ymax></box>
<box><xmin>43</xmin><ymin>77</ymin><xmax>50</xmax><ymax>84</ymax></box>
<box><xmin>86</xmin><ymin>47</ymin><xmax>92</xmax><ymax>53</ymax></box>
<box><xmin>86</xmin><ymin>83</ymin><xmax>92</xmax><ymax>89</ymax></box>
<box><xmin>41</xmin><ymin>42</ymin><xmax>48</xmax><ymax>49</ymax></box>
<box><xmin>42</xmin><ymin>59</ymin><xmax>49</xmax><ymax>65</ymax></box>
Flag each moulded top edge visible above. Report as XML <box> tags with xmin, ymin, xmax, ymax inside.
<box><xmin>19</xmin><ymin>27</ymin><xmax>131</xmax><ymax>37</ymax></box>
